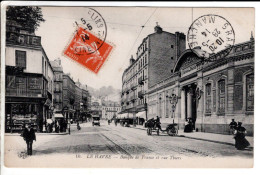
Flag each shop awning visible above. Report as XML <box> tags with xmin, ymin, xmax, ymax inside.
<box><xmin>54</xmin><ymin>113</ymin><xmax>64</xmax><ymax>118</ymax></box>
<box><xmin>118</xmin><ymin>113</ymin><xmax>128</xmax><ymax>119</ymax></box>
<box><xmin>136</xmin><ymin>111</ymin><xmax>146</xmax><ymax>119</ymax></box>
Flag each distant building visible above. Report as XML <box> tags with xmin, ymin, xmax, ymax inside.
<box><xmin>102</xmin><ymin>102</ymin><xmax>121</xmax><ymax>120</ymax></box>
<box><xmin>121</xmin><ymin>23</ymin><xmax>185</xmax><ymax>122</ymax></box>
<box><xmin>75</xmin><ymin>80</ymin><xmax>82</xmax><ymax>120</ymax></box>
<box><xmin>5</xmin><ymin>20</ymin><xmax>54</xmax><ymax>132</ymax></box>
<box><xmin>50</xmin><ymin>58</ymin><xmax>63</xmax><ymax>112</ymax></box>
<box><xmin>63</xmin><ymin>74</ymin><xmax>76</xmax><ymax>121</ymax></box>
<box><xmin>91</xmin><ymin>101</ymin><xmax>102</xmax><ymax>118</ymax></box>
<box><xmin>81</xmin><ymin>85</ymin><xmax>91</xmax><ymax>120</ymax></box>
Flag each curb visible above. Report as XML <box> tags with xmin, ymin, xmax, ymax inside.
<box><xmin>128</xmin><ymin>125</ymin><xmax>253</xmax><ymax>148</ymax></box>
<box><xmin>5</xmin><ymin>132</ymin><xmax>69</xmax><ymax>136</ymax></box>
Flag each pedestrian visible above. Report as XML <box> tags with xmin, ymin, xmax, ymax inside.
<box><xmin>184</xmin><ymin>118</ymin><xmax>193</xmax><ymax>132</ymax></box>
<box><xmin>22</xmin><ymin>124</ymin><xmax>36</xmax><ymax>156</ymax></box>
<box><xmin>234</xmin><ymin>122</ymin><xmax>250</xmax><ymax>150</ymax></box>
<box><xmin>155</xmin><ymin>116</ymin><xmax>162</xmax><ymax>131</ymax></box>
<box><xmin>229</xmin><ymin>119</ymin><xmax>237</xmax><ymax>134</ymax></box>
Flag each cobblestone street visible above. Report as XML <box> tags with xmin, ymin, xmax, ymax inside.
<box><xmin>4</xmin><ymin>121</ymin><xmax>253</xmax><ymax>168</ymax></box>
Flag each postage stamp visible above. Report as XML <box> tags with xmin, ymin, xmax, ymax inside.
<box><xmin>187</xmin><ymin>14</ymin><xmax>235</xmax><ymax>61</ymax></box>
<box><xmin>63</xmin><ymin>26</ymin><xmax>113</xmax><ymax>74</ymax></box>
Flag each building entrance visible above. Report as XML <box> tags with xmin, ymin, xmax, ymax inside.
<box><xmin>184</xmin><ymin>84</ymin><xmax>197</xmax><ymax>129</ymax></box>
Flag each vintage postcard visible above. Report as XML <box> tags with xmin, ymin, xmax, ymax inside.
<box><xmin>1</xmin><ymin>3</ymin><xmax>255</xmax><ymax>169</ymax></box>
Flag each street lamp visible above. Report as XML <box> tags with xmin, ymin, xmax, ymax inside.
<box><xmin>169</xmin><ymin>93</ymin><xmax>178</xmax><ymax>128</ymax></box>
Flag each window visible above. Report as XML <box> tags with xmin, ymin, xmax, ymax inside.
<box><xmin>246</xmin><ymin>74</ymin><xmax>254</xmax><ymax>111</ymax></box>
<box><xmin>171</xmin><ymin>45</ymin><xmax>174</xmax><ymax>48</ymax></box>
<box><xmin>171</xmin><ymin>57</ymin><xmax>173</xmax><ymax>60</ymax></box>
<box><xmin>15</xmin><ymin>50</ymin><xmax>26</xmax><ymax>68</ymax></box>
<box><xmin>218</xmin><ymin>80</ymin><xmax>225</xmax><ymax>114</ymax></box>
<box><xmin>205</xmin><ymin>83</ymin><xmax>212</xmax><ymax>113</ymax></box>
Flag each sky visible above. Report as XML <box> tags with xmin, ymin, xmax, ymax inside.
<box><xmin>35</xmin><ymin>7</ymin><xmax>254</xmax><ymax>90</ymax></box>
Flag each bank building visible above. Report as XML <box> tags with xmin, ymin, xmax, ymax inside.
<box><xmin>121</xmin><ymin>24</ymin><xmax>254</xmax><ymax>135</ymax></box>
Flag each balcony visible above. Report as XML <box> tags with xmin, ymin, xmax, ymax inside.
<box><xmin>138</xmin><ymin>90</ymin><xmax>145</xmax><ymax>98</ymax></box>
<box><xmin>6</xmin><ymin>88</ymin><xmax>47</xmax><ymax>98</ymax></box>
<box><xmin>122</xmin><ymin>106</ymin><xmax>126</xmax><ymax>111</ymax></box>
<box><xmin>138</xmin><ymin>77</ymin><xmax>144</xmax><ymax>85</ymax></box>
<box><xmin>131</xmin><ymin>83</ymin><xmax>137</xmax><ymax>90</ymax></box>
<box><xmin>126</xmin><ymin>87</ymin><xmax>130</xmax><ymax>94</ymax></box>
<box><xmin>130</xmin><ymin>94</ymin><xmax>135</xmax><ymax>101</ymax></box>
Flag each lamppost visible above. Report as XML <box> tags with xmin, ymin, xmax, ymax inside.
<box><xmin>169</xmin><ymin>93</ymin><xmax>178</xmax><ymax>128</ymax></box>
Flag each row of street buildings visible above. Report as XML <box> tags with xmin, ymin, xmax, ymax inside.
<box><xmin>121</xmin><ymin>24</ymin><xmax>254</xmax><ymax>135</ymax></box>
<box><xmin>91</xmin><ymin>97</ymin><xmax>121</xmax><ymax>120</ymax></box>
<box><xmin>5</xmin><ymin>20</ymin><xmax>91</xmax><ymax>132</ymax></box>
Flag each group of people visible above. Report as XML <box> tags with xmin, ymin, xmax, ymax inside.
<box><xmin>229</xmin><ymin>119</ymin><xmax>250</xmax><ymax>150</ymax></box>
<box><xmin>46</xmin><ymin>119</ymin><xmax>67</xmax><ymax>133</ymax></box>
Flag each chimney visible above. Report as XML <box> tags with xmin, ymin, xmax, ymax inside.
<box><xmin>154</xmin><ymin>22</ymin><xmax>163</xmax><ymax>33</ymax></box>
<box><xmin>129</xmin><ymin>55</ymin><xmax>135</xmax><ymax>66</ymax></box>
<box><xmin>250</xmin><ymin>31</ymin><xmax>254</xmax><ymax>41</ymax></box>
<box><xmin>55</xmin><ymin>58</ymin><xmax>61</xmax><ymax>65</ymax></box>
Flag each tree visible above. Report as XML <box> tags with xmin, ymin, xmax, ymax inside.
<box><xmin>6</xmin><ymin>6</ymin><xmax>45</xmax><ymax>31</ymax></box>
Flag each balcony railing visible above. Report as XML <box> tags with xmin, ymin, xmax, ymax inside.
<box><xmin>130</xmin><ymin>94</ymin><xmax>135</xmax><ymax>101</ymax></box>
<box><xmin>138</xmin><ymin>77</ymin><xmax>144</xmax><ymax>85</ymax></box>
<box><xmin>6</xmin><ymin>88</ymin><xmax>47</xmax><ymax>98</ymax></box>
<box><xmin>138</xmin><ymin>90</ymin><xmax>145</xmax><ymax>98</ymax></box>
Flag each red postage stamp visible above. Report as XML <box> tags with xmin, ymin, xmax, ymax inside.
<box><xmin>64</xmin><ymin>27</ymin><xmax>113</xmax><ymax>74</ymax></box>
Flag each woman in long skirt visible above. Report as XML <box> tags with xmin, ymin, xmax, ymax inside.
<box><xmin>234</xmin><ymin>122</ymin><xmax>250</xmax><ymax>150</ymax></box>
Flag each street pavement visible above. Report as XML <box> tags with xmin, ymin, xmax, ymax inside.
<box><xmin>4</xmin><ymin>121</ymin><xmax>253</xmax><ymax>168</ymax></box>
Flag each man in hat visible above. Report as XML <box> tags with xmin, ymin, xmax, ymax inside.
<box><xmin>22</xmin><ymin>124</ymin><xmax>36</xmax><ymax>155</ymax></box>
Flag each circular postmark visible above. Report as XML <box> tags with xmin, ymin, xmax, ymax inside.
<box><xmin>74</xmin><ymin>8</ymin><xmax>107</xmax><ymax>55</ymax></box>
<box><xmin>187</xmin><ymin>14</ymin><xmax>235</xmax><ymax>61</ymax></box>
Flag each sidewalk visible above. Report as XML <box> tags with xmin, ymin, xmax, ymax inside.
<box><xmin>5</xmin><ymin>132</ymin><xmax>69</xmax><ymax>136</ymax></box>
<box><xmin>128</xmin><ymin>124</ymin><xmax>254</xmax><ymax>148</ymax></box>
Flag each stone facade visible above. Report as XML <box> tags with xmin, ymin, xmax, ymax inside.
<box><xmin>121</xmin><ymin>24</ymin><xmax>185</xmax><ymax>122</ymax></box>
<box><xmin>147</xmin><ymin>38</ymin><xmax>254</xmax><ymax>135</ymax></box>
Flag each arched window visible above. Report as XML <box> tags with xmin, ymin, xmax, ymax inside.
<box><xmin>205</xmin><ymin>83</ymin><xmax>212</xmax><ymax>114</ymax></box>
<box><xmin>246</xmin><ymin>74</ymin><xmax>254</xmax><ymax>111</ymax></box>
<box><xmin>218</xmin><ymin>79</ymin><xmax>225</xmax><ymax>114</ymax></box>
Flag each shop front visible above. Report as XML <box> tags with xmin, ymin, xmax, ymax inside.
<box><xmin>5</xmin><ymin>97</ymin><xmax>46</xmax><ymax>133</ymax></box>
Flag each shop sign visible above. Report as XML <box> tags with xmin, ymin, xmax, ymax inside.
<box><xmin>28</xmin><ymin>77</ymin><xmax>42</xmax><ymax>89</ymax></box>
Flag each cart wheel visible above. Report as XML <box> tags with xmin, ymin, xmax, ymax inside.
<box><xmin>157</xmin><ymin>129</ymin><xmax>159</xmax><ymax>136</ymax></box>
<box><xmin>167</xmin><ymin>129</ymin><xmax>173</xmax><ymax>136</ymax></box>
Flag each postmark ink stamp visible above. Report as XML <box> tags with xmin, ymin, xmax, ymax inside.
<box><xmin>73</xmin><ymin>8</ymin><xmax>107</xmax><ymax>55</ymax></box>
<box><xmin>187</xmin><ymin>14</ymin><xmax>235</xmax><ymax>61</ymax></box>
<box><xmin>63</xmin><ymin>26</ymin><xmax>113</xmax><ymax>74</ymax></box>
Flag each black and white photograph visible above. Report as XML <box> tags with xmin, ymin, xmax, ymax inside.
<box><xmin>1</xmin><ymin>3</ymin><xmax>256</xmax><ymax>169</ymax></box>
